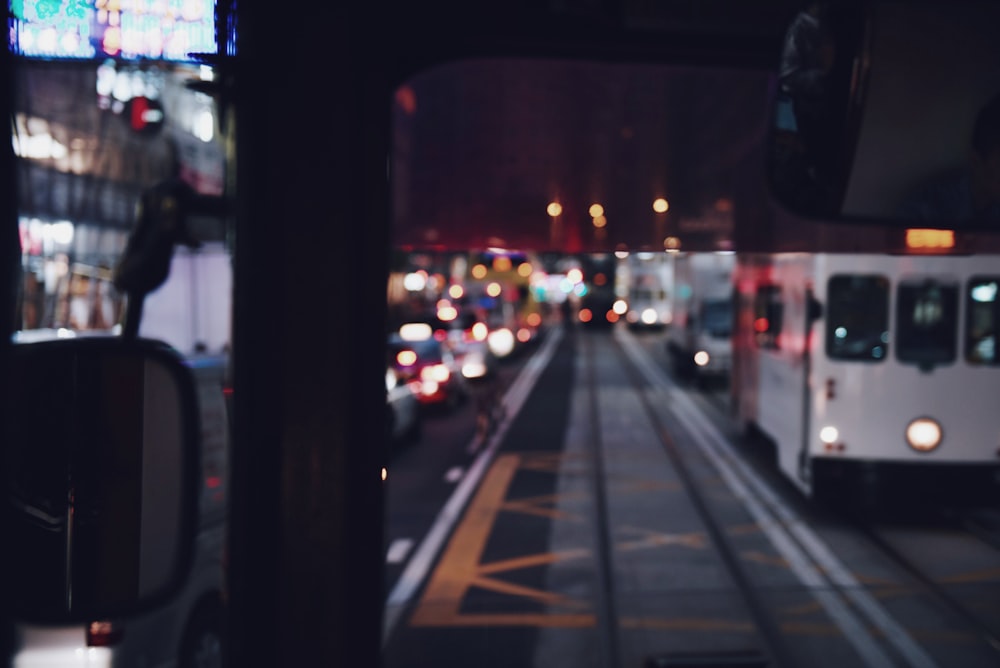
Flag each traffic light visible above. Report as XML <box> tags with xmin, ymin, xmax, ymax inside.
<box><xmin>124</xmin><ymin>96</ymin><xmax>165</xmax><ymax>136</ymax></box>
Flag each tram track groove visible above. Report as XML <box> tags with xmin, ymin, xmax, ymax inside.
<box><xmin>580</xmin><ymin>330</ymin><xmax>623</xmax><ymax>668</ymax></box>
<box><xmin>606</xmin><ymin>332</ymin><xmax>791</xmax><ymax>668</ymax></box>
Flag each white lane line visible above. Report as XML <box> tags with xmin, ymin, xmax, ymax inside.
<box><xmin>444</xmin><ymin>466</ymin><xmax>464</xmax><ymax>483</ymax></box>
<box><xmin>617</xmin><ymin>329</ymin><xmax>939</xmax><ymax>668</ymax></box>
<box><xmin>382</xmin><ymin>328</ymin><xmax>564</xmax><ymax>646</ymax></box>
<box><xmin>385</xmin><ymin>538</ymin><xmax>414</xmax><ymax>565</ymax></box>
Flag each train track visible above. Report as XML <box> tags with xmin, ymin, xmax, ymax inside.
<box><xmin>606</xmin><ymin>326</ymin><xmax>1000</xmax><ymax>668</ymax></box>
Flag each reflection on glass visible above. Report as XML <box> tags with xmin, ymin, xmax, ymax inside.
<box><xmin>896</xmin><ymin>280</ymin><xmax>958</xmax><ymax>366</ymax></box>
<box><xmin>825</xmin><ymin>274</ymin><xmax>889</xmax><ymax>361</ymax></box>
<box><xmin>753</xmin><ymin>285</ymin><xmax>782</xmax><ymax>350</ymax></box>
<box><xmin>966</xmin><ymin>277</ymin><xmax>998</xmax><ymax>365</ymax></box>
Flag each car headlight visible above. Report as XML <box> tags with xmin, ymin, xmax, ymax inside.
<box><xmin>906</xmin><ymin>417</ymin><xmax>942</xmax><ymax>452</ymax></box>
<box><xmin>488</xmin><ymin>328</ymin><xmax>516</xmax><ymax>357</ymax></box>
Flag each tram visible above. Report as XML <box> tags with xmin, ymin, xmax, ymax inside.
<box><xmin>732</xmin><ymin>247</ymin><xmax>1000</xmax><ymax>502</ymax></box>
<box><xmin>621</xmin><ymin>251</ymin><xmax>673</xmax><ymax>330</ymax></box>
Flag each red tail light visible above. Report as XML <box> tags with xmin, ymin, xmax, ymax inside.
<box><xmin>421</xmin><ymin>364</ymin><xmax>451</xmax><ymax>383</ymax></box>
<box><xmin>87</xmin><ymin>621</ymin><xmax>124</xmax><ymax>647</ymax></box>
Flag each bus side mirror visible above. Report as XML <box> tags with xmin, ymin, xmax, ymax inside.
<box><xmin>768</xmin><ymin>1</ymin><xmax>1000</xmax><ymax>229</ymax></box>
<box><xmin>3</xmin><ymin>337</ymin><xmax>199</xmax><ymax>623</ymax></box>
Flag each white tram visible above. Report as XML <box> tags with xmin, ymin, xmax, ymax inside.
<box><xmin>621</xmin><ymin>251</ymin><xmax>674</xmax><ymax>330</ymax></box>
<box><xmin>732</xmin><ymin>252</ymin><xmax>1000</xmax><ymax>501</ymax></box>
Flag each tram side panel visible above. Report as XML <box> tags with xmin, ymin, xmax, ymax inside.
<box><xmin>733</xmin><ymin>253</ymin><xmax>814</xmax><ymax>494</ymax></box>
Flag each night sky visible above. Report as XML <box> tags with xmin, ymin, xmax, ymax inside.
<box><xmin>389</xmin><ymin>59</ymin><xmax>777</xmax><ymax>253</ymax></box>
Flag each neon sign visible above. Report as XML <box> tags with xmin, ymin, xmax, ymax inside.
<box><xmin>9</xmin><ymin>0</ymin><xmax>218</xmax><ymax>61</ymax></box>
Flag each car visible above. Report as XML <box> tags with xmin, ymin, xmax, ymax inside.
<box><xmin>385</xmin><ymin>365</ymin><xmax>421</xmax><ymax>443</ymax></box>
<box><xmin>387</xmin><ymin>324</ymin><xmax>467</xmax><ymax>410</ymax></box>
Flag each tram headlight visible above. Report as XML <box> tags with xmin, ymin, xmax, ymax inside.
<box><xmin>905</xmin><ymin>417</ymin><xmax>942</xmax><ymax>452</ymax></box>
<box><xmin>819</xmin><ymin>426</ymin><xmax>839</xmax><ymax>444</ymax></box>
<box><xmin>641</xmin><ymin>308</ymin><xmax>658</xmax><ymax>325</ymax></box>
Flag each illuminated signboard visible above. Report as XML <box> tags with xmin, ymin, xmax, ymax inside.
<box><xmin>9</xmin><ymin>0</ymin><xmax>218</xmax><ymax>61</ymax></box>
<box><xmin>905</xmin><ymin>228</ymin><xmax>956</xmax><ymax>252</ymax></box>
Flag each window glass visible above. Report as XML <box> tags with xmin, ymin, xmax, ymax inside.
<box><xmin>701</xmin><ymin>298</ymin><xmax>733</xmax><ymax>338</ymax></box>
<box><xmin>896</xmin><ymin>279</ymin><xmax>959</xmax><ymax>366</ymax></box>
<box><xmin>826</xmin><ymin>274</ymin><xmax>889</xmax><ymax>361</ymax></box>
<box><xmin>966</xmin><ymin>277</ymin><xmax>998</xmax><ymax>365</ymax></box>
<box><xmin>753</xmin><ymin>285</ymin><xmax>782</xmax><ymax>349</ymax></box>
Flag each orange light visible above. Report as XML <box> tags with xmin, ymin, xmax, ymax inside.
<box><xmin>493</xmin><ymin>256</ymin><xmax>513</xmax><ymax>272</ymax></box>
<box><xmin>606</xmin><ymin>310</ymin><xmax>619</xmax><ymax>323</ymax></box>
<box><xmin>517</xmin><ymin>328</ymin><xmax>531</xmax><ymax>343</ymax></box>
<box><xmin>517</xmin><ymin>262</ymin><xmax>533</xmax><ymax>278</ymax></box>
<box><xmin>906</xmin><ymin>228</ymin><xmax>955</xmax><ymax>251</ymax></box>
<box><xmin>547</xmin><ymin>202</ymin><xmax>563</xmax><ymax>217</ymax></box>
<box><xmin>653</xmin><ymin>198</ymin><xmax>669</xmax><ymax>213</ymax></box>
<box><xmin>471</xmin><ymin>264</ymin><xmax>488</xmax><ymax>279</ymax></box>
<box><xmin>421</xmin><ymin>364</ymin><xmax>450</xmax><ymax>384</ymax></box>
<box><xmin>754</xmin><ymin>317</ymin><xmax>769</xmax><ymax>333</ymax></box>
<box><xmin>486</xmin><ymin>281</ymin><xmax>502</xmax><ymax>298</ymax></box>
<box><xmin>593</xmin><ymin>215</ymin><xmax>607</xmax><ymax>228</ymax></box>
<box><xmin>448</xmin><ymin>284</ymin><xmax>464</xmax><ymax>299</ymax></box>
<box><xmin>526</xmin><ymin>313</ymin><xmax>542</xmax><ymax>327</ymax></box>
<box><xmin>579</xmin><ymin>308</ymin><xmax>593</xmax><ymax>323</ymax></box>
<box><xmin>396</xmin><ymin>350</ymin><xmax>417</xmax><ymax>366</ymax></box>
<box><xmin>589</xmin><ymin>203</ymin><xmax>605</xmax><ymax>218</ymax></box>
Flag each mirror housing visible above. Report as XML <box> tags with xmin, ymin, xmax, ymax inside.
<box><xmin>768</xmin><ymin>1</ymin><xmax>1000</xmax><ymax>229</ymax></box>
<box><xmin>3</xmin><ymin>336</ymin><xmax>200</xmax><ymax>623</ymax></box>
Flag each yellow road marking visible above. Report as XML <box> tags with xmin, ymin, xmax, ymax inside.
<box><xmin>740</xmin><ymin>550</ymin><xmax>789</xmax><ymax>569</ymax></box>
<box><xmin>468</xmin><ymin>575</ymin><xmax>590</xmax><ymax>609</ymax></box>
<box><xmin>477</xmin><ymin>548</ymin><xmax>591</xmax><ymax>575</ymax></box>
<box><xmin>617</xmin><ymin>525</ymin><xmax>707</xmax><ymax>551</ymax></box>
<box><xmin>939</xmin><ymin>567</ymin><xmax>1000</xmax><ymax>584</ymax></box>
<box><xmin>410</xmin><ymin>454</ymin><xmax>521</xmax><ymax>626</ymax></box>
<box><xmin>500</xmin><ymin>492</ymin><xmax>587</xmax><ymax>522</ymax></box>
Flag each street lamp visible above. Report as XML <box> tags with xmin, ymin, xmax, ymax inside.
<box><xmin>547</xmin><ymin>201</ymin><xmax>562</xmax><ymax>247</ymax></box>
<box><xmin>653</xmin><ymin>197</ymin><xmax>670</xmax><ymax>247</ymax></box>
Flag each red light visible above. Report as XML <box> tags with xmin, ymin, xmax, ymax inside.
<box><xmin>433</xmin><ymin>329</ymin><xmax>447</xmax><ymax>341</ymax></box>
<box><xmin>87</xmin><ymin>621</ymin><xmax>124</xmax><ymax>647</ymax></box>
<box><xmin>206</xmin><ymin>476</ymin><xmax>222</xmax><ymax>489</ymax></box>
<box><xmin>131</xmin><ymin>97</ymin><xmax>150</xmax><ymax>131</ymax></box>
<box><xmin>579</xmin><ymin>308</ymin><xmax>593</xmax><ymax>323</ymax></box>
<box><xmin>754</xmin><ymin>317</ymin><xmax>769</xmax><ymax>333</ymax></box>
<box><xmin>606</xmin><ymin>310</ymin><xmax>619</xmax><ymax>323</ymax></box>
<box><xmin>223</xmin><ymin>386</ymin><xmax>234</xmax><ymax>396</ymax></box>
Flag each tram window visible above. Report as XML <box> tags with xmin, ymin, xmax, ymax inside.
<box><xmin>825</xmin><ymin>275</ymin><xmax>890</xmax><ymax>361</ymax></box>
<box><xmin>966</xmin><ymin>277</ymin><xmax>998</xmax><ymax>365</ymax></box>
<box><xmin>753</xmin><ymin>285</ymin><xmax>782</xmax><ymax>350</ymax></box>
<box><xmin>896</xmin><ymin>279</ymin><xmax>959</xmax><ymax>366</ymax></box>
